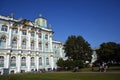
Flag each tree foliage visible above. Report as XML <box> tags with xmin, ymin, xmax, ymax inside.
<box><xmin>63</xmin><ymin>35</ymin><xmax>92</xmax><ymax>68</ymax></box>
<box><xmin>96</xmin><ymin>42</ymin><xmax>120</xmax><ymax>64</ymax></box>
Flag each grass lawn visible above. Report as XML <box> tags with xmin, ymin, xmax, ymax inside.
<box><xmin>0</xmin><ymin>72</ymin><xmax>120</xmax><ymax>80</ymax></box>
<box><xmin>81</xmin><ymin>66</ymin><xmax>120</xmax><ymax>72</ymax></box>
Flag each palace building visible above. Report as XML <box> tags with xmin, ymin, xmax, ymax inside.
<box><xmin>0</xmin><ymin>14</ymin><xmax>65</xmax><ymax>74</ymax></box>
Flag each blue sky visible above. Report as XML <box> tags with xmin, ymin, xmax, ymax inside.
<box><xmin>0</xmin><ymin>0</ymin><xmax>120</xmax><ymax>48</ymax></box>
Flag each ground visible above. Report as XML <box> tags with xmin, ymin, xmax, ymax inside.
<box><xmin>0</xmin><ymin>66</ymin><xmax>120</xmax><ymax>80</ymax></box>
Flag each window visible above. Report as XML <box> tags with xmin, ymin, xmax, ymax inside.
<box><xmin>22</xmin><ymin>39</ymin><xmax>26</xmax><ymax>49</ymax></box>
<box><xmin>1</xmin><ymin>25</ymin><xmax>7</xmax><ymax>32</ymax></box>
<box><xmin>46</xmin><ymin>57</ymin><xmax>49</xmax><ymax>65</ymax></box>
<box><xmin>12</xmin><ymin>28</ymin><xmax>18</xmax><ymax>34</ymax></box>
<box><xmin>38</xmin><ymin>33</ymin><xmax>42</xmax><ymax>38</ymax></box>
<box><xmin>38</xmin><ymin>41</ymin><xmax>42</xmax><ymax>50</ymax></box>
<box><xmin>0</xmin><ymin>37</ymin><xmax>6</xmax><ymax>48</ymax></box>
<box><xmin>10</xmin><ymin>56</ymin><xmax>16</xmax><ymax>67</ymax></box>
<box><xmin>22</xmin><ymin>30</ymin><xmax>27</xmax><ymax>35</ymax></box>
<box><xmin>45</xmin><ymin>43</ymin><xmax>48</xmax><ymax>48</ymax></box>
<box><xmin>12</xmin><ymin>40</ymin><xmax>17</xmax><ymax>48</ymax></box>
<box><xmin>45</xmin><ymin>34</ymin><xmax>48</xmax><ymax>39</ymax></box>
<box><xmin>31</xmin><ymin>32</ymin><xmax>34</xmax><ymax>37</ymax></box>
<box><xmin>21</xmin><ymin>57</ymin><xmax>26</xmax><ymax>66</ymax></box>
<box><xmin>31</xmin><ymin>57</ymin><xmax>34</xmax><ymax>66</ymax></box>
<box><xmin>39</xmin><ymin>57</ymin><xmax>42</xmax><ymax>65</ymax></box>
<box><xmin>0</xmin><ymin>56</ymin><xmax>4</xmax><ymax>67</ymax></box>
<box><xmin>31</xmin><ymin>41</ymin><xmax>34</xmax><ymax>50</ymax></box>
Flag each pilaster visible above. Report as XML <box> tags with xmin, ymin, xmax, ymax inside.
<box><xmin>5</xmin><ymin>54</ymin><xmax>10</xmax><ymax>68</ymax></box>
<box><xmin>36</xmin><ymin>32</ymin><xmax>38</xmax><ymax>51</ymax></box>
<box><xmin>27</xmin><ymin>28</ymin><xmax>30</xmax><ymax>50</ymax></box>
<box><xmin>49</xmin><ymin>33</ymin><xmax>53</xmax><ymax>52</ymax></box>
<box><xmin>50</xmin><ymin>56</ymin><xmax>54</xmax><ymax>70</ymax></box>
<box><xmin>16</xmin><ymin>54</ymin><xmax>21</xmax><ymax>73</ymax></box>
<box><xmin>8</xmin><ymin>27</ymin><xmax>12</xmax><ymax>48</ymax></box>
<box><xmin>27</xmin><ymin>55</ymin><xmax>30</xmax><ymax>72</ymax></box>
<box><xmin>35</xmin><ymin>54</ymin><xmax>39</xmax><ymax>71</ymax></box>
<box><xmin>18</xmin><ymin>26</ymin><xmax>22</xmax><ymax>49</ymax></box>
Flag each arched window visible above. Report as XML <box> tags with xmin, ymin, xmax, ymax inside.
<box><xmin>31</xmin><ymin>57</ymin><xmax>34</xmax><ymax>66</ymax></box>
<box><xmin>31</xmin><ymin>40</ymin><xmax>35</xmax><ymax>50</ymax></box>
<box><xmin>22</xmin><ymin>38</ymin><xmax>26</xmax><ymax>49</ymax></box>
<box><xmin>45</xmin><ymin>34</ymin><xmax>48</xmax><ymax>39</ymax></box>
<box><xmin>12</xmin><ymin>36</ymin><xmax>17</xmax><ymax>48</ymax></box>
<box><xmin>21</xmin><ymin>57</ymin><xmax>26</xmax><ymax>66</ymax></box>
<box><xmin>0</xmin><ymin>34</ymin><xmax>6</xmax><ymax>48</ymax></box>
<box><xmin>45</xmin><ymin>42</ymin><xmax>49</xmax><ymax>51</ymax></box>
<box><xmin>38</xmin><ymin>41</ymin><xmax>42</xmax><ymax>50</ymax></box>
<box><xmin>0</xmin><ymin>56</ymin><xmax>4</xmax><ymax>67</ymax></box>
<box><xmin>46</xmin><ymin>57</ymin><xmax>49</xmax><ymax>65</ymax></box>
<box><xmin>45</xmin><ymin>42</ymin><xmax>48</xmax><ymax>48</ymax></box>
<box><xmin>10</xmin><ymin>56</ymin><xmax>16</xmax><ymax>67</ymax></box>
<box><xmin>38</xmin><ymin>33</ymin><xmax>42</xmax><ymax>38</ymax></box>
<box><xmin>39</xmin><ymin>57</ymin><xmax>42</xmax><ymax>65</ymax></box>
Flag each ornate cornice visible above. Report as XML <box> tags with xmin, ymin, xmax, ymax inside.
<box><xmin>36</xmin><ymin>32</ymin><xmax>41</xmax><ymax>34</ymax></box>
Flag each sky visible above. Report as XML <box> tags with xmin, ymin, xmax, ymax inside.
<box><xmin>0</xmin><ymin>0</ymin><xmax>120</xmax><ymax>48</ymax></box>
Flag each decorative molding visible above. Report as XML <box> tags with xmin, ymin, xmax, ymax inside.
<box><xmin>18</xmin><ymin>53</ymin><xmax>22</xmax><ymax>56</ymax></box>
<box><xmin>3</xmin><ymin>23</ymin><xmax>7</xmax><ymax>26</ymax></box>
<box><xmin>28</xmin><ymin>30</ymin><xmax>35</xmax><ymax>33</ymax></box>
<box><xmin>27</xmin><ymin>54</ymin><xmax>31</xmax><ymax>56</ymax></box>
<box><xmin>9</xmin><ymin>26</ymin><xmax>13</xmax><ymax>29</ymax></box>
<box><xmin>13</xmin><ymin>26</ymin><xmax>18</xmax><ymax>29</ymax></box>
<box><xmin>13</xmin><ymin>36</ymin><xmax>18</xmax><ymax>41</ymax></box>
<box><xmin>0</xmin><ymin>53</ymin><xmax>4</xmax><ymax>55</ymax></box>
<box><xmin>11</xmin><ymin>53</ymin><xmax>16</xmax><ymax>56</ymax></box>
<box><xmin>31</xmin><ymin>39</ymin><xmax>35</xmax><ymax>43</ymax></box>
<box><xmin>50</xmin><ymin>35</ymin><xmax>52</xmax><ymax>38</ymax></box>
<box><xmin>0</xmin><ymin>34</ymin><xmax>7</xmax><ymax>39</ymax></box>
<box><xmin>20</xmin><ymin>28</ymin><xmax>28</xmax><ymax>31</ymax></box>
<box><xmin>36</xmin><ymin>54</ymin><xmax>39</xmax><ymax>56</ymax></box>
<box><xmin>39</xmin><ymin>41</ymin><xmax>42</xmax><ymax>44</ymax></box>
<box><xmin>22</xmin><ymin>54</ymin><xmax>26</xmax><ymax>56</ymax></box>
<box><xmin>36</xmin><ymin>32</ymin><xmax>41</xmax><ymax>34</ymax></box>
<box><xmin>50</xmin><ymin>55</ymin><xmax>53</xmax><ymax>57</ymax></box>
<box><xmin>22</xmin><ymin>38</ymin><xmax>27</xmax><ymax>42</ymax></box>
<box><xmin>6</xmin><ymin>53</ymin><xmax>10</xmax><ymax>55</ymax></box>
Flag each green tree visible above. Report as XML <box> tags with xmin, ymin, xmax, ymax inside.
<box><xmin>96</xmin><ymin>42</ymin><xmax>120</xmax><ymax>64</ymax></box>
<box><xmin>56</xmin><ymin>58</ymin><xmax>65</xmax><ymax>69</ymax></box>
<box><xmin>64</xmin><ymin>35</ymin><xmax>92</xmax><ymax>68</ymax></box>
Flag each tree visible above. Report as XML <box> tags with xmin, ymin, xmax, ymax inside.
<box><xmin>56</xmin><ymin>58</ymin><xmax>65</xmax><ymax>69</ymax></box>
<box><xmin>96</xmin><ymin>42</ymin><xmax>120</xmax><ymax>65</ymax></box>
<box><xmin>64</xmin><ymin>35</ymin><xmax>92</xmax><ymax>68</ymax></box>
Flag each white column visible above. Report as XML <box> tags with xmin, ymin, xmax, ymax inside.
<box><xmin>27</xmin><ymin>28</ymin><xmax>30</xmax><ymax>50</ymax></box>
<box><xmin>50</xmin><ymin>56</ymin><xmax>54</xmax><ymax>70</ymax></box>
<box><xmin>27</xmin><ymin>55</ymin><xmax>30</xmax><ymax>72</ymax></box>
<box><xmin>8</xmin><ymin>28</ymin><xmax>12</xmax><ymax>48</ymax></box>
<box><xmin>16</xmin><ymin>55</ymin><xmax>21</xmax><ymax>73</ymax></box>
<box><xmin>18</xmin><ymin>27</ymin><xmax>22</xmax><ymax>49</ymax></box>
<box><xmin>49</xmin><ymin>33</ymin><xmax>53</xmax><ymax>52</ymax></box>
<box><xmin>4</xmin><ymin>54</ymin><xmax>10</xmax><ymax>68</ymax></box>
<box><xmin>59</xmin><ymin>45</ymin><xmax>63</xmax><ymax>57</ymax></box>
<box><xmin>36</xmin><ymin>32</ymin><xmax>38</xmax><ymax>51</ymax></box>
<box><xmin>35</xmin><ymin>55</ymin><xmax>39</xmax><ymax>70</ymax></box>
